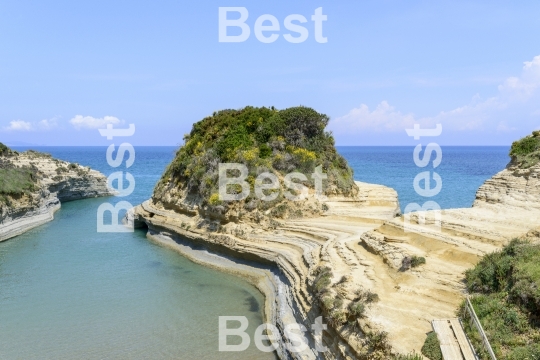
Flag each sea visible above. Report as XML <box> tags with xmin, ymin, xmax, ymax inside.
<box><xmin>0</xmin><ymin>146</ymin><xmax>510</xmax><ymax>359</ymax></box>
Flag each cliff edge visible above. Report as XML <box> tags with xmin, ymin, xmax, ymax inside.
<box><xmin>133</xmin><ymin>111</ymin><xmax>540</xmax><ymax>358</ymax></box>
<box><xmin>0</xmin><ymin>143</ymin><xmax>113</xmax><ymax>242</ymax></box>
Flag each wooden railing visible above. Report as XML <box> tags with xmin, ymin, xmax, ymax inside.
<box><xmin>463</xmin><ymin>297</ymin><xmax>497</xmax><ymax>360</ymax></box>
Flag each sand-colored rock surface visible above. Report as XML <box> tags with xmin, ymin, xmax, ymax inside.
<box><xmin>0</xmin><ymin>151</ymin><xmax>113</xmax><ymax>242</ymax></box>
<box><xmin>358</xmin><ymin>159</ymin><xmax>540</xmax><ymax>354</ymax></box>
<box><xmin>134</xmin><ymin>181</ymin><xmax>401</xmax><ymax>359</ymax></box>
<box><xmin>134</xmin><ymin>158</ymin><xmax>540</xmax><ymax>359</ymax></box>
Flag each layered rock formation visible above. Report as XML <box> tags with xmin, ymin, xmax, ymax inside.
<box><xmin>357</xmin><ymin>155</ymin><xmax>540</xmax><ymax>354</ymax></box>
<box><xmin>133</xmin><ymin>116</ymin><xmax>540</xmax><ymax>359</ymax></box>
<box><xmin>133</xmin><ymin>106</ymin><xmax>415</xmax><ymax>359</ymax></box>
<box><xmin>135</xmin><ymin>152</ymin><xmax>540</xmax><ymax>359</ymax></box>
<box><xmin>474</xmin><ymin>156</ymin><xmax>540</xmax><ymax>211</ymax></box>
<box><xmin>0</xmin><ymin>148</ymin><xmax>113</xmax><ymax>242</ymax></box>
<box><xmin>133</xmin><ymin>181</ymin><xmax>402</xmax><ymax>359</ymax></box>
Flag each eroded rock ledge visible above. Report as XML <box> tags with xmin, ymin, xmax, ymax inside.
<box><xmin>133</xmin><ymin>181</ymin><xmax>401</xmax><ymax>359</ymax></box>
<box><xmin>134</xmin><ymin>153</ymin><xmax>540</xmax><ymax>359</ymax></box>
<box><xmin>358</xmin><ymin>157</ymin><xmax>540</xmax><ymax>354</ymax></box>
<box><xmin>0</xmin><ymin>150</ymin><xmax>113</xmax><ymax>242</ymax></box>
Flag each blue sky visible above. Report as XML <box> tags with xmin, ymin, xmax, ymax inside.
<box><xmin>1</xmin><ymin>0</ymin><xmax>539</xmax><ymax>146</ymax></box>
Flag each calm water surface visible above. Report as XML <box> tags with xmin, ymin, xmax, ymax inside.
<box><xmin>338</xmin><ymin>146</ymin><xmax>510</xmax><ymax>211</ymax></box>
<box><xmin>0</xmin><ymin>147</ymin><xmax>275</xmax><ymax>360</ymax></box>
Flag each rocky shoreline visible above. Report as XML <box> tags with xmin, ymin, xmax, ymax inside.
<box><xmin>0</xmin><ymin>150</ymin><xmax>113</xmax><ymax>242</ymax></box>
<box><xmin>133</xmin><ymin>156</ymin><xmax>540</xmax><ymax>359</ymax></box>
<box><xmin>133</xmin><ymin>181</ymin><xmax>401</xmax><ymax>359</ymax></box>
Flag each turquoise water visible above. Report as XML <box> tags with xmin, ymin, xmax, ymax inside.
<box><xmin>338</xmin><ymin>146</ymin><xmax>510</xmax><ymax>211</ymax></box>
<box><xmin>1</xmin><ymin>147</ymin><xmax>275</xmax><ymax>360</ymax></box>
<box><xmin>0</xmin><ymin>146</ymin><xmax>510</xmax><ymax>359</ymax></box>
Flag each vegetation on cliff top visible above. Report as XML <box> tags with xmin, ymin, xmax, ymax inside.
<box><xmin>0</xmin><ymin>143</ymin><xmax>39</xmax><ymax>204</ymax></box>
<box><xmin>312</xmin><ymin>266</ymin><xmax>423</xmax><ymax>360</ymax></box>
<box><xmin>459</xmin><ymin>239</ymin><xmax>540</xmax><ymax>359</ymax></box>
<box><xmin>509</xmin><ymin>130</ymin><xmax>540</xmax><ymax>168</ymax></box>
<box><xmin>154</xmin><ymin>106</ymin><xmax>357</xmax><ymax>216</ymax></box>
<box><xmin>0</xmin><ymin>142</ymin><xmax>13</xmax><ymax>157</ymax></box>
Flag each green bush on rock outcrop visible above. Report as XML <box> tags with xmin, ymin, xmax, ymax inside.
<box><xmin>153</xmin><ymin>106</ymin><xmax>357</xmax><ymax>218</ymax></box>
<box><xmin>0</xmin><ymin>142</ymin><xmax>10</xmax><ymax>156</ymax></box>
<box><xmin>0</xmin><ymin>143</ymin><xmax>39</xmax><ymax>203</ymax></box>
<box><xmin>509</xmin><ymin>130</ymin><xmax>540</xmax><ymax>168</ymax></box>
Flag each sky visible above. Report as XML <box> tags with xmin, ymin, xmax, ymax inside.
<box><xmin>0</xmin><ymin>0</ymin><xmax>539</xmax><ymax>146</ymax></box>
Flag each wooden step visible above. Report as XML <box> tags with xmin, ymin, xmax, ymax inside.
<box><xmin>432</xmin><ymin>318</ymin><xmax>476</xmax><ymax>360</ymax></box>
<box><xmin>449</xmin><ymin>318</ymin><xmax>476</xmax><ymax>360</ymax></box>
<box><xmin>433</xmin><ymin>319</ymin><xmax>463</xmax><ymax>360</ymax></box>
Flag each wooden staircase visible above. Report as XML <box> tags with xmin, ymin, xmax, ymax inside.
<box><xmin>432</xmin><ymin>318</ymin><xmax>476</xmax><ymax>360</ymax></box>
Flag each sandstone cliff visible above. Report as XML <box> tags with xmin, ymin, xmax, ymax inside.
<box><xmin>133</xmin><ymin>181</ymin><xmax>401</xmax><ymax>360</ymax></box>
<box><xmin>474</xmin><ymin>156</ymin><xmax>540</xmax><ymax>211</ymax></box>
<box><xmin>0</xmin><ymin>147</ymin><xmax>113</xmax><ymax>242</ymax></box>
<box><xmin>356</xmin><ymin>152</ymin><xmax>540</xmax><ymax>355</ymax></box>
<box><xmin>132</xmin><ymin>116</ymin><xmax>540</xmax><ymax>359</ymax></box>
<box><xmin>133</xmin><ymin>106</ymin><xmax>412</xmax><ymax>359</ymax></box>
<box><xmin>135</xmin><ymin>151</ymin><xmax>540</xmax><ymax>359</ymax></box>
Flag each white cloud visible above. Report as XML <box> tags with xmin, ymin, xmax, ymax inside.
<box><xmin>331</xmin><ymin>54</ymin><xmax>540</xmax><ymax>137</ymax></box>
<box><xmin>38</xmin><ymin>118</ymin><xmax>58</xmax><ymax>130</ymax></box>
<box><xmin>331</xmin><ymin>101</ymin><xmax>416</xmax><ymax>133</ymax></box>
<box><xmin>2</xmin><ymin>117</ymin><xmax>59</xmax><ymax>132</ymax></box>
<box><xmin>70</xmin><ymin>115</ymin><xmax>122</xmax><ymax>129</ymax></box>
<box><xmin>3</xmin><ymin>120</ymin><xmax>34</xmax><ymax>131</ymax></box>
<box><xmin>498</xmin><ymin>55</ymin><xmax>540</xmax><ymax>101</ymax></box>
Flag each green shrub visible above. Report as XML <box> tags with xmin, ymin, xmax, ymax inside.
<box><xmin>348</xmin><ymin>301</ymin><xmax>366</xmax><ymax>318</ymax></box>
<box><xmin>322</xmin><ymin>297</ymin><xmax>335</xmax><ymax>311</ymax></box>
<box><xmin>421</xmin><ymin>332</ymin><xmax>442</xmax><ymax>360</ymax></box>
<box><xmin>465</xmin><ymin>239</ymin><xmax>540</xmax><ymax>315</ymax></box>
<box><xmin>327</xmin><ymin>310</ymin><xmax>347</xmax><ymax>327</ymax></box>
<box><xmin>394</xmin><ymin>352</ymin><xmax>424</xmax><ymax>360</ymax></box>
<box><xmin>461</xmin><ymin>294</ymin><xmax>537</xmax><ymax>359</ymax></box>
<box><xmin>401</xmin><ymin>255</ymin><xmax>426</xmax><ymax>270</ymax></box>
<box><xmin>360</xmin><ymin>289</ymin><xmax>380</xmax><ymax>303</ymax></box>
<box><xmin>0</xmin><ymin>166</ymin><xmax>38</xmax><ymax>196</ymax></box>
<box><xmin>462</xmin><ymin>239</ymin><xmax>540</xmax><ymax>359</ymax></box>
<box><xmin>154</xmin><ymin>106</ymin><xmax>357</xmax><ymax>214</ymax></box>
<box><xmin>0</xmin><ymin>194</ymin><xmax>11</xmax><ymax>205</ymax></box>
<box><xmin>313</xmin><ymin>266</ymin><xmax>333</xmax><ymax>293</ymax></box>
<box><xmin>259</xmin><ymin>143</ymin><xmax>272</xmax><ymax>158</ymax></box>
<box><xmin>411</xmin><ymin>256</ymin><xmax>426</xmax><ymax>268</ymax></box>
<box><xmin>0</xmin><ymin>142</ymin><xmax>10</xmax><ymax>156</ymax></box>
<box><xmin>270</xmin><ymin>203</ymin><xmax>288</xmax><ymax>218</ymax></box>
<box><xmin>509</xmin><ymin>132</ymin><xmax>540</xmax><ymax>168</ymax></box>
<box><xmin>366</xmin><ymin>330</ymin><xmax>391</xmax><ymax>352</ymax></box>
<box><xmin>504</xmin><ymin>344</ymin><xmax>540</xmax><ymax>360</ymax></box>
<box><xmin>209</xmin><ymin>193</ymin><xmax>221</xmax><ymax>205</ymax></box>
<box><xmin>510</xmin><ymin>136</ymin><xmax>539</xmax><ymax>156</ymax></box>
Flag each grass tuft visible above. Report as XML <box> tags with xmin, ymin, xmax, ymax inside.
<box><xmin>421</xmin><ymin>331</ymin><xmax>443</xmax><ymax>360</ymax></box>
<box><xmin>461</xmin><ymin>239</ymin><xmax>540</xmax><ymax>359</ymax></box>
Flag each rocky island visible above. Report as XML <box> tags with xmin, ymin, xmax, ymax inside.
<box><xmin>132</xmin><ymin>108</ymin><xmax>540</xmax><ymax>359</ymax></box>
<box><xmin>0</xmin><ymin>143</ymin><xmax>113</xmax><ymax>242</ymax></box>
